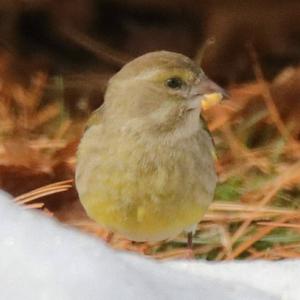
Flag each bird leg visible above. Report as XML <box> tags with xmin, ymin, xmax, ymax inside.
<box><xmin>185</xmin><ymin>232</ymin><xmax>195</xmax><ymax>259</ymax></box>
<box><xmin>187</xmin><ymin>232</ymin><xmax>193</xmax><ymax>250</ymax></box>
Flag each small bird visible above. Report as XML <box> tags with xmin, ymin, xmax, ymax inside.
<box><xmin>76</xmin><ymin>51</ymin><xmax>227</xmax><ymax>248</ymax></box>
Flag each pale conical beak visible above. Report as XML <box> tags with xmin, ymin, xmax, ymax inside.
<box><xmin>192</xmin><ymin>76</ymin><xmax>229</xmax><ymax>110</ymax></box>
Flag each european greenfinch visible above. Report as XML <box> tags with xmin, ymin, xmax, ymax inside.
<box><xmin>75</xmin><ymin>51</ymin><xmax>226</xmax><ymax>248</ymax></box>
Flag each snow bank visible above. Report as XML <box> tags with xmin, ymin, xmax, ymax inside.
<box><xmin>0</xmin><ymin>191</ymin><xmax>286</xmax><ymax>299</ymax></box>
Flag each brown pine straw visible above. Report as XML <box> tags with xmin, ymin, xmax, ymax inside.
<box><xmin>270</xmin><ymin>250</ymin><xmax>300</xmax><ymax>259</ymax></box>
<box><xmin>14</xmin><ymin>179</ymin><xmax>73</xmax><ymax>205</ymax></box>
<box><xmin>230</xmin><ymin>162</ymin><xmax>300</xmax><ymax>240</ymax></box>
<box><xmin>23</xmin><ymin>203</ymin><xmax>45</xmax><ymax>209</ymax></box>
<box><xmin>265</xmin><ymin>244</ymin><xmax>300</xmax><ymax>259</ymax></box>
<box><xmin>226</xmin><ymin>215</ymin><xmax>293</xmax><ymax>260</ymax></box>
<box><xmin>248</xmin><ymin>44</ymin><xmax>293</xmax><ymax>143</ymax></box>
<box><xmin>218</xmin><ymin>124</ymin><xmax>270</xmax><ymax>174</ymax></box>
<box><xmin>257</xmin><ymin>222</ymin><xmax>300</xmax><ymax>229</ymax></box>
<box><xmin>223</xmin><ymin>163</ymin><xmax>300</xmax><ymax>260</ymax></box>
<box><xmin>60</xmin><ymin>26</ymin><xmax>130</xmax><ymax>66</ymax></box>
<box><xmin>247</xmin><ymin>248</ymin><xmax>285</xmax><ymax>260</ymax></box>
<box><xmin>209</xmin><ymin>202</ymin><xmax>297</xmax><ymax>215</ymax></box>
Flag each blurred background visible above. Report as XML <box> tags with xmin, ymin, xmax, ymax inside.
<box><xmin>1</xmin><ymin>1</ymin><xmax>300</xmax><ymax>94</ymax></box>
<box><xmin>0</xmin><ymin>0</ymin><xmax>300</xmax><ymax>260</ymax></box>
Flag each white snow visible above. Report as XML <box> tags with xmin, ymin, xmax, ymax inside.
<box><xmin>0</xmin><ymin>190</ymin><xmax>295</xmax><ymax>300</ymax></box>
<box><xmin>170</xmin><ymin>260</ymin><xmax>299</xmax><ymax>300</ymax></box>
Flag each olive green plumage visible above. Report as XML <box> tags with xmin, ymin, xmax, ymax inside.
<box><xmin>76</xmin><ymin>51</ymin><xmax>225</xmax><ymax>242</ymax></box>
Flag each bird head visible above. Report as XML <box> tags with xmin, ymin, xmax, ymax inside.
<box><xmin>104</xmin><ymin>51</ymin><xmax>227</xmax><ymax>132</ymax></box>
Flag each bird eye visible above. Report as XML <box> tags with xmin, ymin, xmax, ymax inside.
<box><xmin>165</xmin><ymin>77</ymin><xmax>185</xmax><ymax>89</ymax></box>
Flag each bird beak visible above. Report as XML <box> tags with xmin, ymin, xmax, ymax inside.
<box><xmin>192</xmin><ymin>76</ymin><xmax>229</xmax><ymax>111</ymax></box>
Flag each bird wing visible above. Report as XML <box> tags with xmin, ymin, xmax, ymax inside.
<box><xmin>85</xmin><ymin>105</ymin><xmax>104</xmax><ymax>131</ymax></box>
